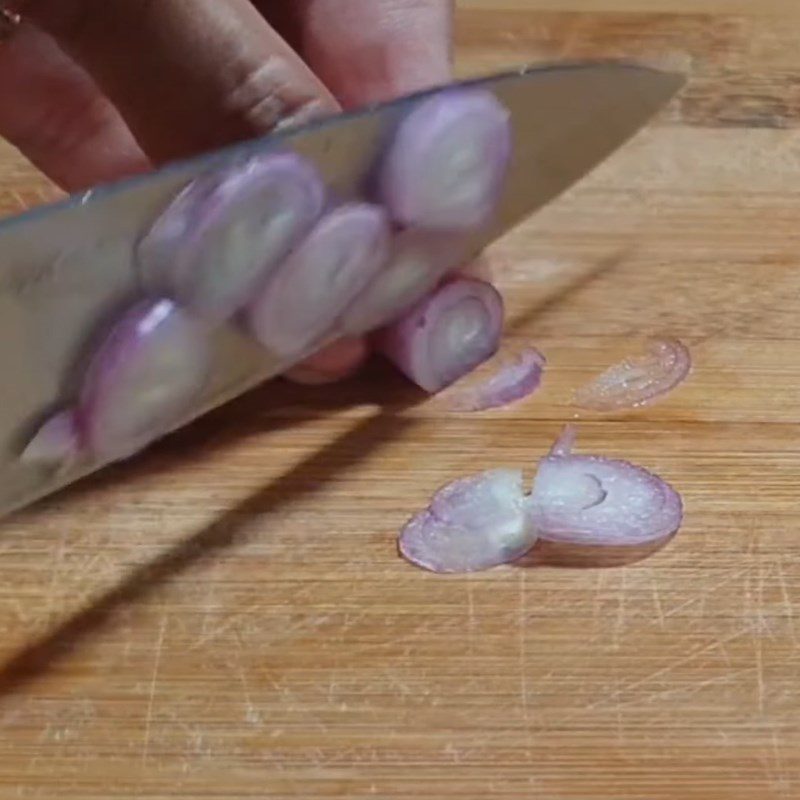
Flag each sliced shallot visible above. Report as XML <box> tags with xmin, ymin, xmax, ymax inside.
<box><xmin>341</xmin><ymin>229</ymin><xmax>469</xmax><ymax>335</ymax></box>
<box><xmin>397</xmin><ymin>425</ymin><xmax>684</xmax><ymax>573</ymax></box>
<box><xmin>21</xmin><ymin>410</ymin><xmax>80</xmax><ymax>469</ymax></box>
<box><xmin>574</xmin><ymin>337</ymin><xmax>691</xmax><ymax>412</ymax></box>
<box><xmin>399</xmin><ymin>469</ymin><xmax>538</xmax><ymax>574</ymax></box>
<box><xmin>246</xmin><ymin>203</ymin><xmax>390</xmax><ymax>359</ymax></box>
<box><xmin>445</xmin><ymin>347</ymin><xmax>545</xmax><ymax>411</ymax></box>
<box><xmin>78</xmin><ymin>298</ymin><xmax>212</xmax><ymax>462</ymax></box>
<box><xmin>376</xmin><ymin>278</ymin><xmax>504</xmax><ymax>393</ymax></box>
<box><xmin>137</xmin><ymin>152</ymin><xmax>325</xmax><ymax>322</ymax></box>
<box><xmin>381</xmin><ymin>88</ymin><xmax>512</xmax><ymax>230</ymax></box>
<box><xmin>528</xmin><ymin>426</ymin><xmax>683</xmax><ymax>546</ymax></box>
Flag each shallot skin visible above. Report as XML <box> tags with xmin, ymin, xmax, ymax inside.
<box><xmin>377</xmin><ymin>278</ymin><xmax>504</xmax><ymax>393</ymax></box>
<box><xmin>137</xmin><ymin>152</ymin><xmax>326</xmax><ymax>323</ymax></box>
<box><xmin>381</xmin><ymin>88</ymin><xmax>512</xmax><ymax>231</ymax></box>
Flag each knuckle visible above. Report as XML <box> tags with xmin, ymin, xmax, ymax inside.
<box><xmin>222</xmin><ymin>56</ymin><xmax>329</xmax><ymax>134</ymax></box>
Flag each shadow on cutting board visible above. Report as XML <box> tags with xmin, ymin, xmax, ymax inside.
<box><xmin>0</xmin><ymin>365</ymin><xmax>421</xmax><ymax>698</ymax></box>
<box><xmin>514</xmin><ymin>533</ymin><xmax>676</xmax><ymax>570</ymax></box>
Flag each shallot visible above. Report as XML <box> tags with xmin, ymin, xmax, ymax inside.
<box><xmin>445</xmin><ymin>347</ymin><xmax>546</xmax><ymax>411</ymax></box>
<box><xmin>528</xmin><ymin>426</ymin><xmax>683</xmax><ymax>546</ymax></box>
<box><xmin>21</xmin><ymin>410</ymin><xmax>80</xmax><ymax>469</ymax></box>
<box><xmin>381</xmin><ymin>88</ymin><xmax>512</xmax><ymax>230</ymax></box>
<box><xmin>398</xmin><ymin>426</ymin><xmax>683</xmax><ymax>573</ymax></box>
<box><xmin>137</xmin><ymin>152</ymin><xmax>325</xmax><ymax>322</ymax></box>
<box><xmin>77</xmin><ymin>299</ymin><xmax>212</xmax><ymax>462</ymax></box>
<box><xmin>399</xmin><ymin>469</ymin><xmax>538</xmax><ymax>574</ymax></box>
<box><xmin>574</xmin><ymin>338</ymin><xmax>691</xmax><ymax>412</ymax></box>
<box><xmin>341</xmin><ymin>229</ymin><xmax>469</xmax><ymax>335</ymax></box>
<box><xmin>246</xmin><ymin>203</ymin><xmax>390</xmax><ymax>359</ymax></box>
<box><xmin>376</xmin><ymin>278</ymin><xmax>504</xmax><ymax>393</ymax></box>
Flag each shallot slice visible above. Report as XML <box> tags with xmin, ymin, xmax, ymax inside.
<box><xmin>574</xmin><ymin>338</ymin><xmax>691</xmax><ymax>412</ymax></box>
<box><xmin>445</xmin><ymin>347</ymin><xmax>546</xmax><ymax>411</ymax></box>
<box><xmin>137</xmin><ymin>152</ymin><xmax>325</xmax><ymax>322</ymax></box>
<box><xmin>245</xmin><ymin>203</ymin><xmax>390</xmax><ymax>359</ymax></box>
<box><xmin>397</xmin><ymin>425</ymin><xmax>684</xmax><ymax>573</ymax></box>
<box><xmin>528</xmin><ymin>427</ymin><xmax>683</xmax><ymax>546</ymax></box>
<box><xmin>341</xmin><ymin>229</ymin><xmax>468</xmax><ymax>335</ymax></box>
<box><xmin>78</xmin><ymin>299</ymin><xmax>212</xmax><ymax>462</ymax></box>
<box><xmin>399</xmin><ymin>469</ymin><xmax>538</xmax><ymax>574</ymax></box>
<box><xmin>21</xmin><ymin>410</ymin><xmax>80</xmax><ymax>469</ymax></box>
<box><xmin>381</xmin><ymin>88</ymin><xmax>512</xmax><ymax>230</ymax></box>
<box><xmin>376</xmin><ymin>278</ymin><xmax>504</xmax><ymax>393</ymax></box>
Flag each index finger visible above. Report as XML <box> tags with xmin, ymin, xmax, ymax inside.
<box><xmin>24</xmin><ymin>0</ymin><xmax>339</xmax><ymax>163</ymax></box>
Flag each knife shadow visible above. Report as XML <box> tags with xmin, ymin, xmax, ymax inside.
<box><xmin>0</xmin><ymin>365</ymin><xmax>421</xmax><ymax>698</ymax></box>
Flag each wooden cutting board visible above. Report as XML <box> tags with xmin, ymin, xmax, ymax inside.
<box><xmin>1</xmin><ymin>2</ymin><xmax>800</xmax><ymax>798</ymax></box>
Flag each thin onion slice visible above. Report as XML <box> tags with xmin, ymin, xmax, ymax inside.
<box><xmin>21</xmin><ymin>410</ymin><xmax>80</xmax><ymax>470</ymax></box>
<box><xmin>78</xmin><ymin>299</ymin><xmax>212</xmax><ymax>462</ymax></box>
<box><xmin>399</xmin><ymin>469</ymin><xmax>538</xmax><ymax>574</ymax></box>
<box><xmin>381</xmin><ymin>88</ymin><xmax>512</xmax><ymax>230</ymax></box>
<box><xmin>444</xmin><ymin>347</ymin><xmax>545</xmax><ymax>411</ymax></box>
<box><xmin>245</xmin><ymin>203</ymin><xmax>390</xmax><ymax>359</ymax></box>
<box><xmin>376</xmin><ymin>278</ymin><xmax>504</xmax><ymax>393</ymax></box>
<box><xmin>137</xmin><ymin>152</ymin><xmax>325</xmax><ymax>322</ymax></box>
<box><xmin>341</xmin><ymin>229</ymin><xmax>469</xmax><ymax>335</ymax></box>
<box><xmin>528</xmin><ymin>426</ymin><xmax>683</xmax><ymax>546</ymax></box>
<box><xmin>574</xmin><ymin>338</ymin><xmax>691</xmax><ymax>412</ymax></box>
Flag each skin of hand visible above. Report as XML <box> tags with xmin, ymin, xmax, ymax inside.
<box><xmin>0</xmin><ymin>0</ymin><xmax>464</xmax><ymax>384</ymax></box>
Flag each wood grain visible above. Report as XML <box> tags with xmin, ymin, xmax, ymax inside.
<box><xmin>2</xmin><ymin>2</ymin><xmax>800</xmax><ymax>798</ymax></box>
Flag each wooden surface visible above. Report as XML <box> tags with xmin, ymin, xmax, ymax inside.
<box><xmin>2</xmin><ymin>2</ymin><xmax>800</xmax><ymax>798</ymax></box>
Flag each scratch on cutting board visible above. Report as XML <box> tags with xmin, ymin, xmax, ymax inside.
<box><xmin>610</xmin><ymin>667</ymin><xmax>757</xmax><ymax>712</ymax></box>
<box><xmin>466</xmin><ymin>578</ymin><xmax>476</xmax><ymax>659</ymax></box>
<box><xmin>577</xmin><ymin>628</ymin><xmax>750</xmax><ymax>717</ymax></box>
<box><xmin>232</xmin><ymin>627</ymin><xmax>260</xmax><ymax>726</ymax></box>
<box><xmin>776</xmin><ymin>561</ymin><xmax>799</xmax><ymax>644</ymax></box>
<box><xmin>613</xmin><ymin>569</ymin><xmax>627</xmax><ymax>646</ymax></box>
<box><xmin>754</xmin><ymin>632</ymin><xmax>766</xmax><ymax>716</ymax></box>
<box><xmin>190</xmin><ymin>600</ymin><xmax>265</xmax><ymax>651</ymax></box>
<box><xmin>141</xmin><ymin>615</ymin><xmax>168</xmax><ymax>766</ymax></box>
<box><xmin>44</xmin><ymin>526</ymin><xmax>68</xmax><ymax>623</ymax></box>
<box><xmin>650</xmin><ymin>572</ymin><xmax>666</xmax><ymax>630</ymax></box>
<box><xmin>518</xmin><ymin>572</ymin><xmax>530</xmax><ymax>721</ymax></box>
<box><xmin>663</xmin><ymin>566</ymin><xmax>752</xmax><ymax>620</ymax></box>
<box><xmin>769</xmin><ymin>730</ymin><xmax>792</xmax><ymax>796</ymax></box>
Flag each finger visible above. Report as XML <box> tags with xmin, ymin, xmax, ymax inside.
<box><xmin>284</xmin><ymin>337</ymin><xmax>369</xmax><ymax>385</ymax></box>
<box><xmin>290</xmin><ymin>0</ymin><xmax>453</xmax><ymax>108</ymax></box>
<box><xmin>25</xmin><ymin>0</ymin><xmax>339</xmax><ymax>163</ymax></box>
<box><xmin>0</xmin><ymin>22</ymin><xmax>149</xmax><ymax>191</ymax></box>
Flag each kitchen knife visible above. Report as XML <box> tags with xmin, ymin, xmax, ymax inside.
<box><xmin>0</xmin><ymin>60</ymin><xmax>684</xmax><ymax>519</ymax></box>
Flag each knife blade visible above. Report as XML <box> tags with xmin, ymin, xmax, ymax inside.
<box><xmin>0</xmin><ymin>60</ymin><xmax>684</xmax><ymax>519</ymax></box>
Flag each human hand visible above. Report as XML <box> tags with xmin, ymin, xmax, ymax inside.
<box><xmin>0</xmin><ymin>0</ymin><xmax>455</xmax><ymax>384</ymax></box>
